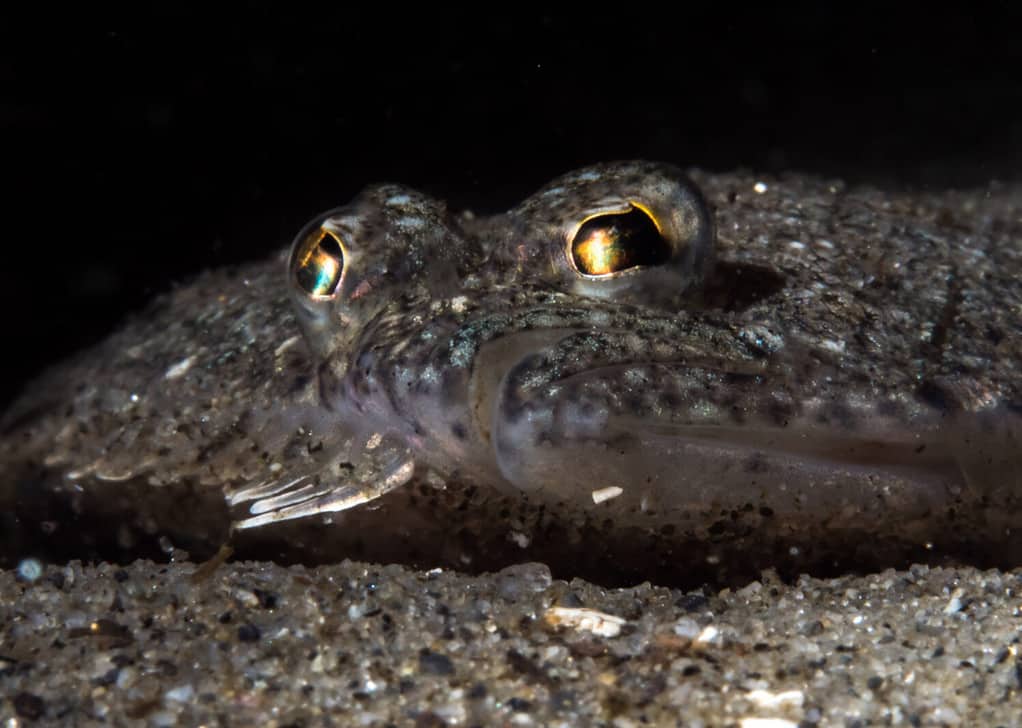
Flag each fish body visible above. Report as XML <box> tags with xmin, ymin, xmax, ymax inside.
<box><xmin>2</xmin><ymin>163</ymin><xmax>1019</xmax><ymax>584</ymax></box>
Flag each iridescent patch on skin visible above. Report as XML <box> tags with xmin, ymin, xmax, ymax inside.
<box><xmin>1</xmin><ymin>162</ymin><xmax>1019</xmax><ymax>581</ymax></box>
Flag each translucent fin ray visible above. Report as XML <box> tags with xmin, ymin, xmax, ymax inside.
<box><xmin>231</xmin><ymin>456</ymin><xmax>415</xmax><ymax>531</ymax></box>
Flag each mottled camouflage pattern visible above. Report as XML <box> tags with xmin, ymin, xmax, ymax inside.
<box><xmin>2</xmin><ymin>163</ymin><xmax>1019</xmax><ymax>584</ymax></box>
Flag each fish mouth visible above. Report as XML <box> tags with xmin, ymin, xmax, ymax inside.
<box><xmin>469</xmin><ymin>326</ymin><xmax>1022</xmax><ymax>529</ymax></box>
<box><xmin>470</xmin><ymin>327</ymin><xmax>952</xmax><ymax>469</ymax></box>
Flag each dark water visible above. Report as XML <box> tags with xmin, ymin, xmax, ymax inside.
<box><xmin>3</xmin><ymin>7</ymin><xmax>1020</xmax><ymax>410</ymax></box>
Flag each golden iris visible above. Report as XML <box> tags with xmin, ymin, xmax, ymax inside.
<box><xmin>570</xmin><ymin>205</ymin><xmax>669</xmax><ymax>276</ymax></box>
<box><xmin>293</xmin><ymin>228</ymin><xmax>344</xmax><ymax>298</ymax></box>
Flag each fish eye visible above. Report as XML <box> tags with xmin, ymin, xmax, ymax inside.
<box><xmin>291</xmin><ymin>226</ymin><xmax>345</xmax><ymax>298</ymax></box>
<box><xmin>569</xmin><ymin>203</ymin><xmax>671</xmax><ymax>277</ymax></box>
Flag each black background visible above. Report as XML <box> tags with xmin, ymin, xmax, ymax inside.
<box><xmin>3</xmin><ymin>5</ymin><xmax>1020</xmax><ymax>408</ymax></box>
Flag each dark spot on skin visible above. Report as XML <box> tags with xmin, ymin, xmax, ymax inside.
<box><xmin>722</xmin><ymin>372</ymin><xmax>760</xmax><ymax>387</ymax></box>
<box><xmin>985</xmin><ymin>325</ymin><xmax>1004</xmax><ymax>346</ymax></box>
<box><xmin>728</xmin><ymin>404</ymin><xmax>746</xmax><ymax>425</ymax></box>
<box><xmin>916</xmin><ymin>380</ymin><xmax>959</xmax><ymax>414</ymax></box>
<box><xmin>451</xmin><ymin>422</ymin><xmax>467</xmax><ymax>440</ymax></box>
<box><xmin>316</xmin><ymin>362</ymin><xmax>343</xmax><ymax>411</ymax></box>
<box><xmin>288</xmin><ymin>374</ymin><xmax>310</xmax><ymax>395</ymax></box>
<box><xmin>440</xmin><ymin>369</ymin><xmax>461</xmax><ymax>400</ymax></box>
<box><xmin>875</xmin><ymin>398</ymin><xmax>903</xmax><ymax>418</ymax></box>
<box><xmin>823</xmin><ymin>402</ymin><xmax>856</xmax><ymax>430</ymax></box>
<box><xmin>623</xmin><ymin>393</ymin><xmax>646</xmax><ymax>417</ymax></box>
<box><xmin>744</xmin><ymin>453</ymin><xmax>767</xmax><ymax>473</ymax></box>
<box><xmin>658</xmin><ymin>391</ymin><xmax>681</xmax><ymax>411</ymax></box>
<box><xmin>766</xmin><ymin>398</ymin><xmax>794</xmax><ymax>427</ymax></box>
<box><xmin>925</xmin><ymin>278</ymin><xmax>962</xmax><ymax>355</ymax></box>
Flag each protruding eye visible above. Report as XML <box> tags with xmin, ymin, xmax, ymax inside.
<box><xmin>292</xmin><ymin>227</ymin><xmax>345</xmax><ymax>298</ymax></box>
<box><xmin>569</xmin><ymin>204</ymin><xmax>671</xmax><ymax>277</ymax></box>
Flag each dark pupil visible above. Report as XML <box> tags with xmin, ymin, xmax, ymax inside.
<box><xmin>571</xmin><ymin>207</ymin><xmax>670</xmax><ymax>276</ymax></box>
<box><xmin>294</xmin><ymin>232</ymin><xmax>343</xmax><ymax>297</ymax></box>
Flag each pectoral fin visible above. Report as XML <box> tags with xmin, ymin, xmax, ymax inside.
<box><xmin>227</xmin><ymin>437</ymin><xmax>415</xmax><ymax>530</ymax></box>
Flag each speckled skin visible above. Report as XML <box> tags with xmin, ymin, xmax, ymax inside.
<box><xmin>1</xmin><ymin>163</ymin><xmax>1020</xmax><ymax>584</ymax></box>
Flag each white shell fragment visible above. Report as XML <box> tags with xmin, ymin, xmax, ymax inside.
<box><xmin>746</xmin><ymin>689</ymin><xmax>805</xmax><ymax>710</ymax></box>
<box><xmin>590</xmin><ymin>485</ymin><xmax>624</xmax><ymax>504</ymax></box>
<box><xmin>542</xmin><ymin>606</ymin><xmax>627</xmax><ymax>637</ymax></box>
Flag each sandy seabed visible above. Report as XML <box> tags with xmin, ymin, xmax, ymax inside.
<box><xmin>2</xmin><ymin>558</ymin><xmax>1021</xmax><ymax>726</ymax></box>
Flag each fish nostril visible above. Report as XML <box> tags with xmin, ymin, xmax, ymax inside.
<box><xmin>700</xmin><ymin>261</ymin><xmax>787</xmax><ymax>312</ymax></box>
